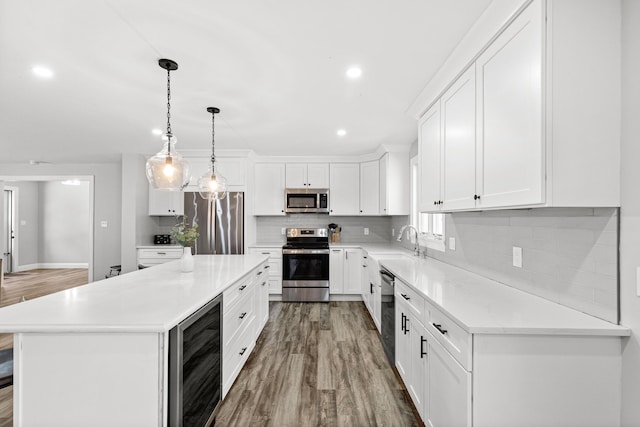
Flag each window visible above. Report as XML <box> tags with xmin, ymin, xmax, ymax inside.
<box><xmin>410</xmin><ymin>155</ymin><xmax>445</xmax><ymax>251</ymax></box>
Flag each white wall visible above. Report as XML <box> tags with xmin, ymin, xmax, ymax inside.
<box><xmin>0</xmin><ymin>163</ymin><xmax>121</xmax><ymax>281</ymax></box>
<box><xmin>38</xmin><ymin>181</ymin><xmax>90</xmax><ymax>265</ymax></box>
<box><xmin>121</xmin><ymin>153</ymin><xmax>157</xmax><ymax>273</ymax></box>
<box><xmin>619</xmin><ymin>1</ymin><xmax>640</xmax><ymax>425</ymax></box>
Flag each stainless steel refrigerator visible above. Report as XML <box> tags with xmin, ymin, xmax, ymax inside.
<box><xmin>183</xmin><ymin>192</ymin><xmax>244</xmax><ymax>255</ymax></box>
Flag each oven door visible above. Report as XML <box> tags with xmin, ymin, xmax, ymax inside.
<box><xmin>282</xmin><ymin>249</ymin><xmax>329</xmax><ymax>287</ymax></box>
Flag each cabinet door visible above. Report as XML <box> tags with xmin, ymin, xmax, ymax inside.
<box><xmin>216</xmin><ymin>158</ymin><xmax>247</xmax><ymax>187</ymax></box>
<box><xmin>285</xmin><ymin>163</ymin><xmax>307</xmax><ymax>188</ymax></box>
<box><xmin>343</xmin><ymin>248</ymin><xmax>362</xmax><ymax>294</ymax></box>
<box><xmin>148</xmin><ymin>187</ymin><xmax>184</xmax><ymax>216</ymax></box>
<box><xmin>256</xmin><ymin>275</ymin><xmax>269</xmax><ymax>332</ymax></box>
<box><xmin>419</xmin><ymin>102</ymin><xmax>442</xmax><ymax>212</ymax></box>
<box><xmin>329</xmin><ymin>249</ymin><xmax>344</xmax><ymax>294</ymax></box>
<box><xmin>441</xmin><ymin>65</ymin><xmax>477</xmax><ymax>211</ymax></box>
<box><xmin>360</xmin><ymin>160</ymin><xmax>380</xmax><ymax>215</ymax></box>
<box><xmin>409</xmin><ymin>319</ymin><xmax>429</xmax><ymax>421</ymax></box>
<box><xmin>379</xmin><ymin>153</ymin><xmax>388</xmax><ymax>215</ymax></box>
<box><xmin>306</xmin><ymin>163</ymin><xmax>329</xmax><ymax>188</ymax></box>
<box><xmin>475</xmin><ymin>1</ymin><xmax>543</xmax><ymax>208</ymax></box>
<box><xmin>395</xmin><ymin>304</ymin><xmax>411</xmax><ymax>380</ymax></box>
<box><xmin>329</xmin><ymin>163</ymin><xmax>360</xmax><ymax>215</ymax></box>
<box><xmin>428</xmin><ymin>341</ymin><xmax>472</xmax><ymax>427</ymax></box>
<box><xmin>253</xmin><ymin>163</ymin><xmax>286</xmax><ymax>215</ymax></box>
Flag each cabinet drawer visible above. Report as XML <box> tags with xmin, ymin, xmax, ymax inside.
<box><xmin>249</xmin><ymin>247</ymin><xmax>282</xmax><ymax>259</ymax></box>
<box><xmin>427</xmin><ymin>304</ymin><xmax>472</xmax><ymax>371</ymax></box>
<box><xmin>223</xmin><ymin>292</ymin><xmax>255</xmax><ymax>348</ymax></box>
<box><xmin>224</xmin><ymin>272</ymin><xmax>256</xmax><ymax>311</ymax></box>
<box><xmin>268</xmin><ymin>278</ymin><xmax>282</xmax><ymax>294</ymax></box>
<box><xmin>137</xmin><ymin>248</ymin><xmax>182</xmax><ymax>259</ymax></box>
<box><xmin>396</xmin><ymin>280</ymin><xmax>426</xmax><ymax>320</ymax></box>
<box><xmin>223</xmin><ymin>316</ymin><xmax>256</xmax><ymax>396</ymax></box>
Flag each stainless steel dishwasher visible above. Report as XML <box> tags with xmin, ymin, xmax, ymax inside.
<box><xmin>380</xmin><ymin>267</ymin><xmax>395</xmax><ymax>366</ymax></box>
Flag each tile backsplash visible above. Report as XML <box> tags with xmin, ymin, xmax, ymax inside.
<box><xmin>256</xmin><ymin>214</ymin><xmax>393</xmax><ymax>244</ymax></box>
<box><xmin>424</xmin><ymin>208</ymin><xmax>619</xmax><ymax>323</ymax></box>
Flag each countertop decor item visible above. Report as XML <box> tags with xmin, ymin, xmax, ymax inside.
<box><xmin>145</xmin><ymin>58</ymin><xmax>191</xmax><ymax>191</ymax></box>
<box><xmin>198</xmin><ymin>107</ymin><xmax>227</xmax><ymax>200</ymax></box>
<box><xmin>171</xmin><ymin>217</ymin><xmax>199</xmax><ymax>272</ymax></box>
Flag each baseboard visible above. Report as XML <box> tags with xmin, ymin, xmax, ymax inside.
<box><xmin>16</xmin><ymin>263</ymin><xmax>88</xmax><ymax>271</ymax></box>
<box><xmin>15</xmin><ymin>263</ymin><xmax>39</xmax><ymax>272</ymax></box>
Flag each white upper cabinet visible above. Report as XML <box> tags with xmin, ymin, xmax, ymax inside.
<box><xmin>359</xmin><ymin>160</ymin><xmax>380</xmax><ymax>215</ymax></box>
<box><xmin>184</xmin><ymin>157</ymin><xmax>247</xmax><ymax>192</ymax></box>
<box><xmin>329</xmin><ymin>163</ymin><xmax>360</xmax><ymax>215</ymax></box>
<box><xmin>419</xmin><ymin>102</ymin><xmax>442</xmax><ymax>212</ymax></box>
<box><xmin>415</xmin><ymin>0</ymin><xmax>620</xmax><ymax>211</ymax></box>
<box><xmin>441</xmin><ymin>65</ymin><xmax>476</xmax><ymax>211</ymax></box>
<box><xmin>285</xmin><ymin>163</ymin><xmax>329</xmax><ymax>189</ymax></box>
<box><xmin>475</xmin><ymin>0</ymin><xmax>543</xmax><ymax>209</ymax></box>
<box><xmin>253</xmin><ymin>163</ymin><xmax>286</xmax><ymax>216</ymax></box>
<box><xmin>148</xmin><ymin>187</ymin><xmax>184</xmax><ymax>216</ymax></box>
<box><xmin>380</xmin><ymin>151</ymin><xmax>410</xmax><ymax>215</ymax></box>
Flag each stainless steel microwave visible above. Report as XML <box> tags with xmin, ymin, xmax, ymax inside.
<box><xmin>285</xmin><ymin>188</ymin><xmax>329</xmax><ymax>213</ymax></box>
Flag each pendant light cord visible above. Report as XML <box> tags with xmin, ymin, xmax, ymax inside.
<box><xmin>166</xmin><ymin>67</ymin><xmax>172</xmax><ymax>156</ymax></box>
<box><xmin>210</xmin><ymin>110</ymin><xmax>216</xmax><ymax>173</ymax></box>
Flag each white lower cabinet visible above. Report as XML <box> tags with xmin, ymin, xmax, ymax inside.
<box><xmin>248</xmin><ymin>246</ymin><xmax>282</xmax><ymax>295</ymax></box>
<box><xmin>222</xmin><ymin>262</ymin><xmax>269</xmax><ymax>397</ymax></box>
<box><xmin>330</xmin><ymin>247</ymin><xmax>361</xmax><ymax>295</ymax></box>
<box><xmin>428</xmin><ymin>337</ymin><xmax>471</xmax><ymax>427</ymax></box>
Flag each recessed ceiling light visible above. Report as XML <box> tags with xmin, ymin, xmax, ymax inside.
<box><xmin>346</xmin><ymin>66</ymin><xmax>362</xmax><ymax>79</ymax></box>
<box><xmin>32</xmin><ymin>66</ymin><xmax>54</xmax><ymax>79</ymax></box>
<box><xmin>337</xmin><ymin>129</ymin><xmax>347</xmax><ymax>137</ymax></box>
<box><xmin>152</xmin><ymin>129</ymin><xmax>163</xmax><ymax>136</ymax></box>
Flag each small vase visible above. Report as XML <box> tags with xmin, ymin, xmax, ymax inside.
<box><xmin>181</xmin><ymin>246</ymin><xmax>194</xmax><ymax>272</ymax></box>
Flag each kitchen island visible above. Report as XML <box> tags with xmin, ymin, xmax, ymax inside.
<box><xmin>0</xmin><ymin>254</ymin><xmax>269</xmax><ymax>427</ymax></box>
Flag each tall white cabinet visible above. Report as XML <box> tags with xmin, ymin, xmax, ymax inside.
<box><xmin>253</xmin><ymin>163</ymin><xmax>286</xmax><ymax>215</ymax></box>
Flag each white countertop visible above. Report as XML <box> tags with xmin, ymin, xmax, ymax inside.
<box><xmin>0</xmin><ymin>255</ymin><xmax>268</xmax><ymax>334</ymax></box>
<box><xmin>380</xmin><ymin>256</ymin><xmax>630</xmax><ymax>337</ymax></box>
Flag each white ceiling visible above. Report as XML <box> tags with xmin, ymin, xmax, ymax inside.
<box><xmin>0</xmin><ymin>0</ymin><xmax>492</xmax><ymax>164</ymax></box>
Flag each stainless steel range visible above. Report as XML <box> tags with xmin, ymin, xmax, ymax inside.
<box><xmin>282</xmin><ymin>228</ymin><xmax>330</xmax><ymax>302</ymax></box>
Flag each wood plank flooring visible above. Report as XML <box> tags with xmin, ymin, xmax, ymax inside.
<box><xmin>0</xmin><ymin>268</ymin><xmax>88</xmax><ymax>427</ymax></box>
<box><xmin>215</xmin><ymin>302</ymin><xmax>420</xmax><ymax>426</ymax></box>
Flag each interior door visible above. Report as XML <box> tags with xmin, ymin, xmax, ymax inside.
<box><xmin>3</xmin><ymin>189</ymin><xmax>13</xmax><ymax>274</ymax></box>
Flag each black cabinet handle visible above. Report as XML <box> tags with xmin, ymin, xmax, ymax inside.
<box><xmin>370</xmin><ymin>282</ymin><xmax>374</xmax><ymax>294</ymax></box>
<box><xmin>401</xmin><ymin>313</ymin><xmax>406</xmax><ymax>332</ymax></box>
<box><xmin>239</xmin><ymin>285</ymin><xmax>247</xmax><ymax>291</ymax></box>
<box><xmin>239</xmin><ymin>347</ymin><xmax>247</xmax><ymax>356</ymax></box>
<box><xmin>433</xmin><ymin>323</ymin><xmax>448</xmax><ymax>335</ymax></box>
<box><xmin>401</xmin><ymin>293</ymin><xmax>410</xmax><ymax>301</ymax></box>
<box><xmin>264</xmin><ymin>265</ymin><xmax>270</xmax><ymax>269</ymax></box>
<box><xmin>257</xmin><ymin>271</ymin><xmax>263</xmax><ymax>275</ymax></box>
<box><xmin>404</xmin><ymin>316</ymin><xmax>410</xmax><ymax>335</ymax></box>
<box><xmin>261</xmin><ymin>252</ymin><xmax>271</xmax><ymax>255</ymax></box>
<box><xmin>239</xmin><ymin>312</ymin><xmax>247</xmax><ymax>319</ymax></box>
<box><xmin>433</xmin><ymin>201</ymin><xmax>437</xmax><ymax>205</ymax></box>
<box><xmin>420</xmin><ymin>336</ymin><xmax>427</xmax><ymax>358</ymax></box>
<box><xmin>474</xmin><ymin>194</ymin><xmax>481</xmax><ymax>200</ymax></box>
<box><xmin>261</xmin><ymin>281</ymin><xmax>267</xmax><ymax>286</ymax></box>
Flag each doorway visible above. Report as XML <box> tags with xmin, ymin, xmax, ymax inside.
<box><xmin>2</xmin><ymin>189</ymin><xmax>14</xmax><ymax>274</ymax></box>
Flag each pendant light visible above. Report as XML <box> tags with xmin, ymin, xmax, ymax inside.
<box><xmin>145</xmin><ymin>59</ymin><xmax>191</xmax><ymax>191</ymax></box>
<box><xmin>198</xmin><ymin>107</ymin><xmax>227</xmax><ymax>200</ymax></box>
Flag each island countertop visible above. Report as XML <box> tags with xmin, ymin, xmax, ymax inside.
<box><xmin>0</xmin><ymin>254</ymin><xmax>268</xmax><ymax>334</ymax></box>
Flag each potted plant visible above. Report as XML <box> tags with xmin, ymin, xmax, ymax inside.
<box><xmin>171</xmin><ymin>217</ymin><xmax>199</xmax><ymax>272</ymax></box>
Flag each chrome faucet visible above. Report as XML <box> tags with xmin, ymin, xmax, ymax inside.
<box><xmin>396</xmin><ymin>225</ymin><xmax>420</xmax><ymax>256</ymax></box>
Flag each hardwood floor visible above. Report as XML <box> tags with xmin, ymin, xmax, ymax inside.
<box><xmin>216</xmin><ymin>302</ymin><xmax>420</xmax><ymax>426</ymax></box>
<box><xmin>0</xmin><ymin>268</ymin><xmax>88</xmax><ymax>427</ymax></box>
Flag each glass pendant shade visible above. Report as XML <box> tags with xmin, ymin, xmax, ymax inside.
<box><xmin>198</xmin><ymin>166</ymin><xmax>227</xmax><ymax>200</ymax></box>
<box><xmin>146</xmin><ymin>136</ymin><xmax>191</xmax><ymax>191</ymax></box>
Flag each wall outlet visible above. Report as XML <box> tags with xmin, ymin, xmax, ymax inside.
<box><xmin>512</xmin><ymin>246</ymin><xmax>523</xmax><ymax>268</ymax></box>
<box><xmin>364</xmin><ymin>227</ymin><xmax>370</xmax><ymax>236</ymax></box>
<box><xmin>100</xmin><ymin>221</ymin><xmax>108</xmax><ymax>228</ymax></box>
<box><xmin>449</xmin><ymin>237</ymin><xmax>456</xmax><ymax>251</ymax></box>
<box><xmin>20</xmin><ymin>220</ymin><xmax>27</xmax><ymax>226</ymax></box>
<box><xmin>281</xmin><ymin>227</ymin><xmax>286</xmax><ymax>235</ymax></box>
